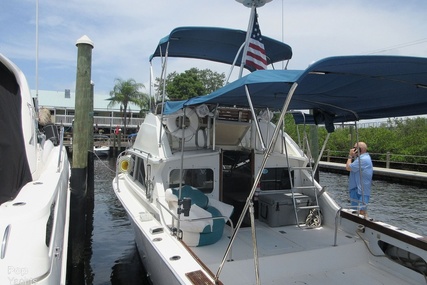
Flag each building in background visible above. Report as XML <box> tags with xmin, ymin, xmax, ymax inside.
<box><xmin>33</xmin><ymin>89</ymin><xmax>145</xmax><ymax>134</ymax></box>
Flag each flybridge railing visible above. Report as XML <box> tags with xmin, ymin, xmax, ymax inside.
<box><xmin>53</xmin><ymin>114</ymin><xmax>144</xmax><ymax>128</ymax></box>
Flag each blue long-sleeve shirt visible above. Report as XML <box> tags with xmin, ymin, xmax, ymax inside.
<box><xmin>348</xmin><ymin>153</ymin><xmax>373</xmax><ymax>196</ymax></box>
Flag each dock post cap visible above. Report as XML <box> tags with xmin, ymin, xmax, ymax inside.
<box><xmin>76</xmin><ymin>35</ymin><xmax>94</xmax><ymax>48</ymax></box>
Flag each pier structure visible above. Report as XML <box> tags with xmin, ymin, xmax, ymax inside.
<box><xmin>32</xmin><ymin>88</ymin><xmax>145</xmax><ymax>134</ymax></box>
<box><xmin>319</xmin><ymin>161</ymin><xmax>427</xmax><ymax>185</ymax></box>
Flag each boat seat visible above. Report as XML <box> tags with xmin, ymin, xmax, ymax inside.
<box><xmin>165</xmin><ymin>185</ymin><xmax>233</xmax><ymax>247</ymax></box>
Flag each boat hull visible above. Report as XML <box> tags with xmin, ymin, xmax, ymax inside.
<box><xmin>130</xmin><ymin>215</ymin><xmax>183</xmax><ymax>285</ymax></box>
<box><xmin>0</xmin><ymin>145</ymin><xmax>70</xmax><ymax>285</ymax></box>
<box><xmin>0</xmin><ymin>53</ymin><xmax>71</xmax><ymax>285</ymax></box>
<box><xmin>113</xmin><ymin>174</ymin><xmax>219</xmax><ymax>285</ymax></box>
<box><xmin>94</xmin><ymin>146</ymin><xmax>110</xmax><ymax>157</ymax></box>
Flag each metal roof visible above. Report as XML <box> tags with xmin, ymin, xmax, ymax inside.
<box><xmin>33</xmin><ymin>89</ymin><xmax>141</xmax><ymax>112</ymax></box>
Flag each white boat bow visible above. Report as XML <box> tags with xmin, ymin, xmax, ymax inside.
<box><xmin>0</xmin><ymin>53</ymin><xmax>70</xmax><ymax>285</ymax></box>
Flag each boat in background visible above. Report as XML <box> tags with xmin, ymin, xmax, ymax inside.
<box><xmin>127</xmin><ymin>133</ymin><xmax>138</xmax><ymax>148</ymax></box>
<box><xmin>93</xmin><ymin>134</ymin><xmax>111</xmax><ymax>157</ymax></box>
<box><xmin>113</xmin><ymin>1</ymin><xmax>427</xmax><ymax>284</ymax></box>
<box><xmin>0</xmin><ymin>53</ymin><xmax>70</xmax><ymax>285</ymax></box>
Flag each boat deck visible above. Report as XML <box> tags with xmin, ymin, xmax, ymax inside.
<box><xmin>192</xmin><ymin>221</ymin><xmax>417</xmax><ymax>285</ymax></box>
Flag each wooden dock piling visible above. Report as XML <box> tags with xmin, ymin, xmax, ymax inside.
<box><xmin>68</xmin><ymin>35</ymin><xmax>94</xmax><ymax>284</ymax></box>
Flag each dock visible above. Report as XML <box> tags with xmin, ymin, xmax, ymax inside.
<box><xmin>63</xmin><ymin>134</ymin><xmax>131</xmax><ymax>157</ymax></box>
<box><xmin>319</xmin><ymin>161</ymin><xmax>427</xmax><ymax>186</ymax></box>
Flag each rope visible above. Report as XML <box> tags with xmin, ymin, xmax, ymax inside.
<box><xmin>89</xmin><ymin>150</ymin><xmax>116</xmax><ymax>174</ymax></box>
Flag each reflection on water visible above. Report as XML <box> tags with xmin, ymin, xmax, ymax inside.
<box><xmin>82</xmin><ymin>158</ymin><xmax>427</xmax><ymax>284</ymax></box>
<box><xmin>321</xmin><ymin>171</ymin><xmax>427</xmax><ymax>236</ymax></box>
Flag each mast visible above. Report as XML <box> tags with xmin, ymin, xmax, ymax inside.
<box><xmin>238</xmin><ymin>6</ymin><xmax>256</xmax><ymax>78</ymax></box>
<box><xmin>35</xmin><ymin>0</ymin><xmax>39</xmax><ymax>102</ymax></box>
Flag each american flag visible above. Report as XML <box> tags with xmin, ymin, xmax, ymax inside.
<box><xmin>245</xmin><ymin>11</ymin><xmax>267</xmax><ymax>70</ymax></box>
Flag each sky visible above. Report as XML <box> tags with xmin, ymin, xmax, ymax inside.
<box><xmin>1</xmin><ymin>0</ymin><xmax>427</xmax><ymax>98</ymax></box>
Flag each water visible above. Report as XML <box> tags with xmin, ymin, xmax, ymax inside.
<box><xmin>321</xmin><ymin>171</ymin><xmax>427</xmax><ymax>236</ymax></box>
<box><xmin>84</xmin><ymin>158</ymin><xmax>149</xmax><ymax>285</ymax></box>
<box><xmin>85</xmin><ymin>158</ymin><xmax>427</xmax><ymax>284</ymax></box>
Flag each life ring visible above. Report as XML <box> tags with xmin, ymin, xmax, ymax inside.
<box><xmin>118</xmin><ymin>155</ymin><xmax>133</xmax><ymax>173</ymax></box>
<box><xmin>165</xmin><ymin>108</ymin><xmax>199</xmax><ymax>139</ymax></box>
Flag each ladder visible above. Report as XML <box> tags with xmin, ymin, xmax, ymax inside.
<box><xmin>288</xmin><ymin>132</ymin><xmax>321</xmax><ymax>228</ymax></box>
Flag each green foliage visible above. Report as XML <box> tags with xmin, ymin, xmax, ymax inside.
<box><xmin>284</xmin><ymin>116</ymin><xmax>427</xmax><ymax>165</ymax></box>
<box><xmin>108</xmin><ymin>78</ymin><xmax>148</xmax><ymax>135</ymax></box>
<box><xmin>166</xmin><ymin>69</ymin><xmax>205</xmax><ymax>100</ymax></box>
<box><xmin>157</xmin><ymin>68</ymin><xmax>225</xmax><ymax>100</ymax></box>
<box><xmin>392</xmin><ymin>117</ymin><xmax>427</xmax><ymax>156</ymax></box>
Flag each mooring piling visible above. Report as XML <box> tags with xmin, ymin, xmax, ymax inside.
<box><xmin>68</xmin><ymin>35</ymin><xmax>94</xmax><ymax>284</ymax></box>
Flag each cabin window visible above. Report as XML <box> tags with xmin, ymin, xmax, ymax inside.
<box><xmin>260</xmin><ymin>168</ymin><xmax>293</xmax><ymax>190</ymax></box>
<box><xmin>45</xmin><ymin>201</ymin><xmax>56</xmax><ymax>247</ymax></box>
<box><xmin>128</xmin><ymin>155</ymin><xmax>136</xmax><ymax>177</ymax></box>
<box><xmin>169</xmin><ymin>169</ymin><xmax>214</xmax><ymax>193</ymax></box>
<box><xmin>134</xmin><ymin>157</ymin><xmax>146</xmax><ymax>187</ymax></box>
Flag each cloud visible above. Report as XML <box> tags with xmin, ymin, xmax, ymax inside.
<box><xmin>1</xmin><ymin>0</ymin><xmax>426</xmax><ymax>95</ymax></box>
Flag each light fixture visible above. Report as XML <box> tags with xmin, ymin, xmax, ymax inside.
<box><xmin>236</xmin><ymin>0</ymin><xmax>272</xmax><ymax>8</ymax></box>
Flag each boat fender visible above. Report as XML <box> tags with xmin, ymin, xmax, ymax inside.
<box><xmin>118</xmin><ymin>155</ymin><xmax>133</xmax><ymax>173</ymax></box>
<box><xmin>165</xmin><ymin>108</ymin><xmax>199</xmax><ymax>139</ymax></box>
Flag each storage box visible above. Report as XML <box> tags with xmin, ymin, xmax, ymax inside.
<box><xmin>258</xmin><ymin>193</ymin><xmax>311</xmax><ymax>227</ymax></box>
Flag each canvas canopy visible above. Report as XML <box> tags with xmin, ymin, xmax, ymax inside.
<box><xmin>0</xmin><ymin>55</ymin><xmax>32</xmax><ymax>204</ymax></box>
<box><xmin>164</xmin><ymin>55</ymin><xmax>427</xmax><ymax>125</ymax></box>
<box><xmin>149</xmin><ymin>26</ymin><xmax>293</xmax><ymax>71</ymax></box>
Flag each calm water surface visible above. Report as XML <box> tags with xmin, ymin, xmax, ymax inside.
<box><xmin>322</xmin><ymin>171</ymin><xmax>427</xmax><ymax>236</ymax></box>
<box><xmin>86</xmin><ymin>158</ymin><xmax>148</xmax><ymax>285</ymax></box>
<box><xmin>86</xmin><ymin>158</ymin><xmax>427</xmax><ymax>284</ymax></box>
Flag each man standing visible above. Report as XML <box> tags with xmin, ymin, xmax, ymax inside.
<box><xmin>346</xmin><ymin>142</ymin><xmax>373</xmax><ymax>217</ymax></box>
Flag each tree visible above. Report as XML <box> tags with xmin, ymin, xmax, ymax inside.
<box><xmin>286</xmin><ymin>117</ymin><xmax>427</xmax><ymax>166</ymax></box>
<box><xmin>156</xmin><ymin>68</ymin><xmax>225</xmax><ymax>101</ymax></box>
<box><xmin>108</xmin><ymin>78</ymin><xmax>148</xmax><ymax>135</ymax></box>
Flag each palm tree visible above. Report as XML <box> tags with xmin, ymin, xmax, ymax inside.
<box><xmin>108</xmin><ymin>78</ymin><xmax>147</xmax><ymax>135</ymax></box>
